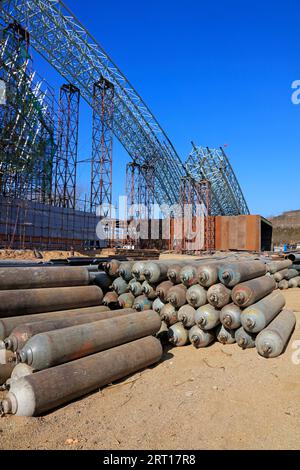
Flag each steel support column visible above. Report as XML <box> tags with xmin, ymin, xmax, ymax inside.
<box><xmin>179</xmin><ymin>176</ymin><xmax>215</xmax><ymax>253</ymax></box>
<box><xmin>54</xmin><ymin>83</ymin><xmax>80</xmax><ymax>208</ymax></box>
<box><xmin>90</xmin><ymin>77</ymin><xmax>114</xmax><ymax>215</ymax></box>
<box><xmin>125</xmin><ymin>161</ymin><xmax>155</xmax><ymax>247</ymax></box>
<box><xmin>196</xmin><ymin>179</ymin><xmax>215</xmax><ymax>252</ymax></box>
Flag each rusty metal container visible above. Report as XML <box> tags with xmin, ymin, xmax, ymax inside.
<box><xmin>131</xmin><ymin>261</ymin><xmax>147</xmax><ymax>281</ymax></box>
<box><xmin>7</xmin><ymin>363</ymin><xmax>34</xmax><ymax>387</ymax></box>
<box><xmin>177</xmin><ymin>305</ymin><xmax>196</xmax><ymax>328</ymax></box>
<box><xmin>0</xmin><ymin>285</ymin><xmax>103</xmax><ymax>318</ymax></box>
<box><xmin>241</xmin><ymin>291</ymin><xmax>285</xmax><ymax>333</ymax></box>
<box><xmin>167</xmin><ymin>284</ymin><xmax>187</xmax><ymax>308</ymax></box>
<box><xmin>156</xmin><ymin>281</ymin><xmax>174</xmax><ymax>302</ymax></box>
<box><xmin>117</xmin><ymin>262</ymin><xmax>134</xmax><ymax>282</ymax></box>
<box><xmin>220</xmin><ymin>303</ymin><xmax>241</xmax><ymax>329</ymax></box>
<box><xmin>18</xmin><ymin>310</ymin><xmax>161</xmax><ymax>371</ymax></box>
<box><xmin>89</xmin><ymin>272</ymin><xmax>112</xmax><ymax>291</ymax></box>
<box><xmin>286</xmin><ymin>253</ymin><xmax>300</xmax><ymax>262</ymax></box>
<box><xmin>235</xmin><ymin>327</ymin><xmax>256</xmax><ymax>349</ymax></box>
<box><xmin>103</xmin><ymin>291</ymin><xmax>119</xmax><ymax>308</ymax></box>
<box><xmin>195</xmin><ymin>304</ymin><xmax>220</xmax><ymax>330</ymax></box>
<box><xmin>167</xmin><ymin>263</ymin><xmax>186</xmax><ymax>284</ymax></box>
<box><xmin>156</xmin><ymin>321</ymin><xmax>169</xmax><ymax>343</ymax></box>
<box><xmin>144</xmin><ymin>262</ymin><xmax>169</xmax><ymax>284</ymax></box>
<box><xmin>129</xmin><ymin>279</ymin><xmax>143</xmax><ymax>297</ymax></box>
<box><xmin>285</xmin><ymin>269</ymin><xmax>299</xmax><ymax>280</ymax></box>
<box><xmin>274</xmin><ymin>269</ymin><xmax>289</xmax><ymax>282</ymax></box>
<box><xmin>207</xmin><ymin>284</ymin><xmax>231</xmax><ymax>309</ymax></box>
<box><xmin>180</xmin><ymin>264</ymin><xmax>199</xmax><ymax>287</ymax></box>
<box><xmin>103</xmin><ymin>260</ymin><xmax>121</xmax><ymax>278</ymax></box>
<box><xmin>266</xmin><ymin>260</ymin><xmax>292</xmax><ymax>274</ymax></box>
<box><xmin>118</xmin><ymin>293</ymin><xmax>135</xmax><ymax>309</ymax></box>
<box><xmin>231</xmin><ymin>276</ymin><xmax>275</xmax><ymax>308</ymax></box>
<box><xmin>289</xmin><ymin>264</ymin><xmax>300</xmax><ymax>271</ymax></box>
<box><xmin>189</xmin><ymin>326</ymin><xmax>215</xmax><ymax>348</ymax></box>
<box><xmin>112</xmin><ymin>277</ymin><xmax>129</xmax><ymax>295</ymax></box>
<box><xmin>256</xmin><ymin>309</ymin><xmax>296</xmax><ymax>358</ymax></box>
<box><xmin>142</xmin><ymin>281</ymin><xmax>158</xmax><ymax>300</ymax></box>
<box><xmin>288</xmin><ymin>276</ymin><xmax>300</xmax><ymax>288</ymax></box>
<box><xmin>160</xmin><ymin>303</ymin><xmax>178</xmax><ymax>326</ymax></box>
<box><xmin>216</xmin><ymin>324</ymin><xmax>236</xmax><ymax>344</ymax></box>
<box><xmin>152</xmin><ymin>297</ymin><xmax>165</xmax><ymax>315</ymax></box>
<box><xmin>0</xmin><ymin>305</ymin><xmax>109</xmax><ymax>341</ymax></box>
<box><xmin>186</xmin><ymin>284</ymin><xmax>207</xmax><ymax>308</ymax></box>
<box><xmin>0</xmin><ymin>336</ymin><xmax>162</xmax><ymax>416</ymax></box>
<box><xmin>0</xmin><ymin>266</ymin><xmax>90</xmax><ymax>291</ymax></box>
<box><xmin>168</xmin><ymin>322</ymin><xmax>189</xmax><ymax>347</ymax></box>
<box><xmin>215</xmin><ymin>215</ymin><xmax>271</xmax><ymax>251</ymax></box>
<box><xmin>279</xmin><ymin>279</ymin><xmax>289</xmax><ymax>290</ymax></box>
<box><xmin>197</xmin><ymin>261</ymin><xmax>222</xmax><ymax>288</ymax></box>
<box><xmin>5</xmin><ymin>308</ymin><xmax>133</xmax><ymax>352</ymax></box>
<box><xmin>133</xmin><ymin>295</ymin><xmax>153</xmax><ymax>312</ymax></box>
<box><xmin>219</xmin><ymin>261</ymin><xmax>266</xmax><ymax>287</ymax></box>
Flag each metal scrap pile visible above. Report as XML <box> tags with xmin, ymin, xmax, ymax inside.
<box><xmin>0</xmin><ymin>265</ymin><xmax>162</xmax><ymax>416</ymax></box>
<box><xmin>104</xmin><ymin>257</ymin><xmax>296</xmax><ymax>359</ymax></box>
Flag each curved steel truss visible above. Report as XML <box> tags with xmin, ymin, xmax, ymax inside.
<box><xmin>0</xmin><ymin>0</ymin><xmax>250</xmax><ymax>215</ymax></box>
<box><xmin>0</xmin><ymin>0</ymin><xmax>186</xmax><ymax>206</ymax></box>
<box><xmin>185</xmin><ymin>145</ymin><xmax>250</xmax><ymax>216</ymax></box>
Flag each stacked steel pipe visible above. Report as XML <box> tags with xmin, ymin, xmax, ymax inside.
<box><xmin>0</xmin><ymin>265</ymin><xmax>162</xmax><ymax>416</ymax></box>
<box><xmin>104</xmin><ymin>257</ymin><xmax>296</xmax><ymax>361</ymax></box>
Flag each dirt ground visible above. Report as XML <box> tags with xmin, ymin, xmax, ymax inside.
<box><xmin>0</xmin><ymin>250</ymin><xmax>85</xmax><ymax>261</ymax></box>
<box><xmin>0</xmin><ymin>289</ymin><xmax>299</xmax><ymax>450</ymax></box>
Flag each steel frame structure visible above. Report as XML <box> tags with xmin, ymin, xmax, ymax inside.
<box><xmin>54</xmin><ymin>83</ymin><xmax>79</xmax><ymax>209</ymax></box>
<box><xmin>179</xmin><ymin>176</ymin><xmax>214</xmax><ymax>252</ymax></box>
<box><xmin>185</xmin><ymin>144</ymin><xmax>250</xmax><ymax>216</ymax></box>
<box><xmin>126</xmin><ymin>162</ymin><xmax>155</xmax><ymax>220</ymax></box>
<box><xmin>0</xmin><ymin>0</ymin><xmax>251</xmax><ymax>221</ymax></box>
<box><xmin>90</xmin><ymin>77</ymin><xmax>114</xmax><ymax>215</ymax></box>
<box><xmin>197</xmin><ymin>179</ymin><xmax>215</xmax><ymax>251</ymax></box>
<box><xmin>125</xmin><ymin>161</ymin><xmax>155</xmax><ymax>246</ymax></box>
<box><xmin>0</xmin><ymin>20</ymin><xmax>55</xmax><ymax>202</ymax></box>
<box><xmin>0</xmin><ymin>0</ymin><xmax>186</xmax><ymax>206</ymax></box>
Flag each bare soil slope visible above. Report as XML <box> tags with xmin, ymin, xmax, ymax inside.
<box><xmin>270</xmin><ymin>210</ymin><xmax>300</xmax><ymax>245</ymax></box>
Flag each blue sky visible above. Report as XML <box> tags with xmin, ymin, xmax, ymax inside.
<box><xmin>34</xmin><ymin>0</ymin><xmax>300</xmax><ymax>217</ymax></box>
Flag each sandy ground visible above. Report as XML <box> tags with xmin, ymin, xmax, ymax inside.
<box><xmin>0</xmin><ymin>289</ymin><xmax>299</xmax><ymax>450</ymax></box>
<box><xmin>0</xmin><ymin>250</ymin><xmax>85</xmax><ymax>261</ymax></box>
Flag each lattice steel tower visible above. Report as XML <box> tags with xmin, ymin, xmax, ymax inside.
<box><xmin>0</xmin><ymin>0</ymin><xmax>186</xmax><ymax>207</ymax></box>
<box><xmin>90</xmin><ymin>77</ymin><xmax>114</xmax><ymax>215</ymax></box>
<box><xmin>186</xmin><ymin>144</ymin><xmax>250</xmax><ymax>216</ymax></box>
<box><xmin>54</xmin><ymin>83</ymin><xmax>80</xmax><ymax>209</ymax></box>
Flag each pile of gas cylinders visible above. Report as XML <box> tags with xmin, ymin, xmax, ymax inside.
<box><xmin>0</xmin><ymin>265</ymin><xmax>162</xmax><ymax>416</ymax></box>
<box><xmin>103</xmin><ymin>256</ymin><xmax>296</xmax><ymax>359</ymax></box>
<box><xmin>275</xmin><ymin>252</ymin><xmax>300</xmax><ymax>289</ymax></box>
<box><xmin>0</xmin><ymin>255</ymin><xmax>297</xmax><ymax>417</ymax></box>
